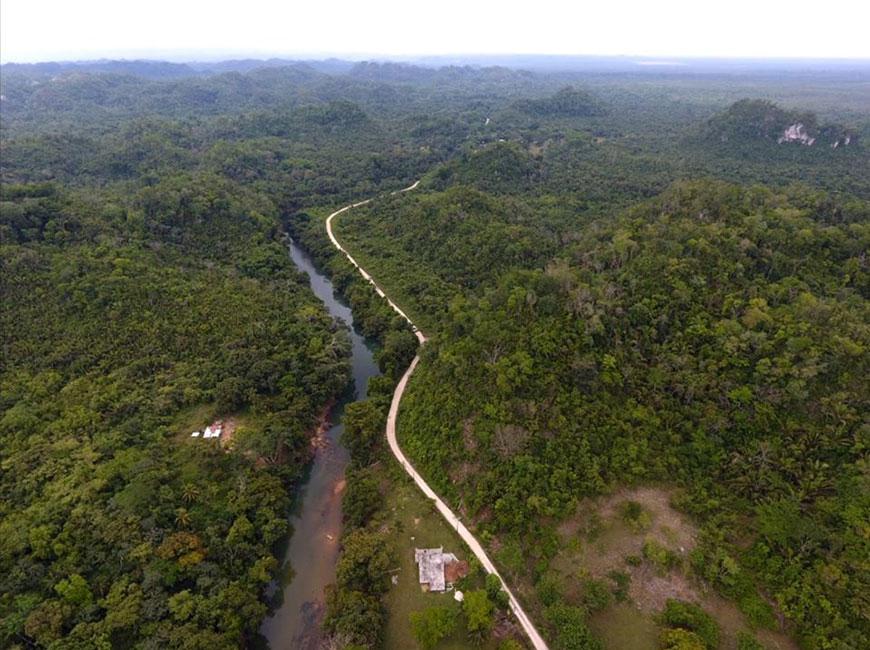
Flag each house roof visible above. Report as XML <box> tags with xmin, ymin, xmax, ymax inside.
<box><xmin>414</xmin><ymin>547</ymin><xmax>446</xmax><ymax>592</ymax></box>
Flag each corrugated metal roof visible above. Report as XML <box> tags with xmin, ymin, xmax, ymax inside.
<box><xmin>414</xmin><ymin>547</ymin><xmax>446</xmax><ymax>592</ymax></box>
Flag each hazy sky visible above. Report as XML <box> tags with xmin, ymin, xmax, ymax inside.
<box><xmin>2</xmin><ymin>0</ymin><xmax>869</xmax><ymax>63</ymax></box>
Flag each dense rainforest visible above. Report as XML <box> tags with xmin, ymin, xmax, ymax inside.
<box><xmin>0</xmin><ymin>172</ymin><xmax>362</xmax><ymax>648</ymax></box>
<box><xmin>0</xmin><ymin>62</ymin><xmax>437</xmax><ymax>648</ymax></box>
<box><xmin>1</xmin><ymin>57</ymin><xmax>869</xmax><ymax>650</ymax></box>
<box><xmin>326</xmin><ymin>69</ymin><xmax>870</xmax><ymax>649</ymax></box>
<box><xmin>384</xmin><ymin>181</ymin><xmax>868</xmax><ymax>646</ymax></box>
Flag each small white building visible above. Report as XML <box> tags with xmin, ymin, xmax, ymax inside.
<box><xmin>192</xmin><ymin>420</ymin><xmax>224</xmax><ymax>440</ymax></box>
<box><xmin>414</xmin><ymin>547</ymin><xmax>466</xmax><ymax>592</ymax></box>
<box><xmin>416</xmin><ymin>547</ymin><xmax>447</xmax><ymax>592</ymax></box>
<box><xmin>202</xmin><ymin>421</ymin><xmax>224</xmax><ymax>439</ymax></box>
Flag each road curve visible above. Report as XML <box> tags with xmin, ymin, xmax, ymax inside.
<box><xmin>325</xmin><ymin>181</ymin><xmax>550</xmax><ymax>650</ymax></box>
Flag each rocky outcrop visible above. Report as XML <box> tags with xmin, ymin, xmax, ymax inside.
<box><xmin>819</xmin><ymin>124</ymin><xmax>858</xmax><ymax>148</ymax></box>
<box><xmin>778</xmin><ymin>123</ymin><xmax>815</xmax><ymax>146</ymax></box>
<box><xmin>707</xmin><ymin>99</ymin><xmax>859</xmax><ymax>149</ymax></box>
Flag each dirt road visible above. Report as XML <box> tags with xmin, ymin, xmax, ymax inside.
<box><xmin>325</xmin><ymin>181</ymin><xmax>549</xmax><ymax>650</ymax></box>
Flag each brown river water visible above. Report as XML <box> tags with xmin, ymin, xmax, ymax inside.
<box><xmin>259</xmin><ymin>240</ymin><xmax>380</xmax><ymax>649</ymax></box>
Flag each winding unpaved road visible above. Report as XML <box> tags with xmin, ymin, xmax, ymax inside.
<box><xmin>325</xmin><ymin>181</ymin><xmax>549</xmax><ymax>650</ymax></box>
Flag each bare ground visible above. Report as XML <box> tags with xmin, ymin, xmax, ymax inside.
<box><xmin>557</xmin><ymin>485</ymin><xmax>697</xmax><ymax>580</ymax></box>
<box><xmin>218</xmin><ymin>417</ymin><xmax>239</xmax><ymax>447</ymax></box>
<box><xmin>556</xmin><ymin>485</ymin><xmax>798</xmax><ymax>650</ymax></box>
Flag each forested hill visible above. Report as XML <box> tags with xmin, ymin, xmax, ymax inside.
<box><xmin>514</xmin><ymin>86</ymin><xmax>606</xmax><ymax>117</ymax></box>
<box><xmin>0</xmin><ymin>58</ymin><xmax>474</xmax><ymax>648</ymax></box>
<box><xmin>0</xmin><ymin>175</ymin><xmax>358</xmax><ymax>646</ymax></box>
<box><xmin>391</xmin><ymin>180</ymin><xmax>869</xmax><ymax>648</ymax></box>
<box><xmin>323</xmin><ymin>71</ymin><xmax>868</xmax><ymax>645</ymax></box>
<box><xmin>704</xmin><ymin>99</ymin><xmax>859</xmax><ymax>148</ymax></box>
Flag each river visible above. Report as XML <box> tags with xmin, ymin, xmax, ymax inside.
<box><xmin>259</xmin><ymin>239</ymin><xmax>380</xmax><ymax>649</ymax></box>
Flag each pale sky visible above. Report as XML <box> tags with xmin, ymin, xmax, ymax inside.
<box><xmin>2</xmin><ymin>0</ymin><xmax>869</xmax><ymax>64</ymax></box>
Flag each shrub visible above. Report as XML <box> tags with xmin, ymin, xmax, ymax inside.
<box><xmin>660</xmin><ymin>627</ymin><xmax>706</xmax><ymax>650</ymax></box>
<box><xmin>643</xmin><ymin>538</ymin><xmax>679</xmax><ymax>572</ymax></box>
<box><xmin>658</xmin><ymin>600</ymin><xmax>720</xmax><ymax>650</ymax></box>
<box><xmin>545</xmin><ymin>604</ymin><xmax>604</xmax><ymax>650</ymax></box>
<box><xmin>737</xmin><ymin>592</ymin><xmax>776</xmax><ymax>629</ymax></box>
<box><xmin>582</xmin><ymin>579</ymin><xmax>613</xmax><ymax>612</ymax></box>
<box><xmin>343</xmin><ymin>469</ymin><xmax>382</xmax><ymax>528</ymax></box>
<box><xmin>409</xmin><ymin>605</ymin><xmax>456</xmax><ymax>650</ymax></box>
<box><xmin>620</xmin><ymin>500</ymin><xmax>652</xmax><ymax>531</ymax></box>
<box><xmin>323</xmin><ymin>587</ymin><xmax>384</xmax><ymax>647</ymax></box>
<box><xmin>607</xmin><ymin>570</ymin><xmax>631</xmax><ymax>602</ymax></box>
<box><xmin>485</xmin><ymin>573</ymin><xmax>510</xmax><ymax>610</ymax></box>
<box><xmin>737</xmin><ymin>631</ymin><xmax>765</xmax><ymax>650</ymax></box>
<box><xmin>536</xmin><ymin>573</ymin><xmax>564</xmax><ymax>607</ymax></box>
<box><xmin>499</xmin><ymin>641</ymin><xmax>525</xmax><ymax>650</ymax></box>
<box><xmin>463</xmin><ymin>590</ymin><xmax>494</xmax><ymax>644</ymax></box>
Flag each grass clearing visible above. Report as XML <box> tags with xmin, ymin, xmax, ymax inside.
<box><xmin>172</xmin><ymin>405</ymin><xmax>266</xmax><ymax>454</ymax></box>
<box><xmin>549</xmin><ymin>485</ymin><xmax>797</xmax><ymax>650</ymax></box>
<box><xmin>171</xmin><ymin>403</ymin><xmax>218</xmax><ymax>440</ymax></box>
<box><xmin>589</xmin><ymin>603</ymin><xmax>659</xmax><ymax>650</ymax></box>
<box><xmin>381</xmin><ymin>468</ymin><xmax>509</xmax><ymax>650</ymax></box>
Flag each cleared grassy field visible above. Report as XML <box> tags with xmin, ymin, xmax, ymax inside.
<box><xmin>381</xmin><ymin>471</ymin><xmax>506</xmax><ymax>650</ymax></box>
<box><xmin>549</xmin><ymin>486</ymin><xmax>795</xmax><ymax>650</ymax></box>
<box><xmin>589</xmin><ymin>603</ymin><xmax>659</xmax><ymax>650</ymax></box>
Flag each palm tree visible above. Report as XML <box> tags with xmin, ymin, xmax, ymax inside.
<box><xmin>181</xmin><ymin>483</ymin><xmax>200</xmax><ymax>504</ymax></box>
<box><xmin>175</xmin><ymin>508</ymin><xmax>191</xmax><ymax>528</ymax></box>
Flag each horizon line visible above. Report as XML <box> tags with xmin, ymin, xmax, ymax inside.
<box><xmin>3</xmin><ymin>51</ymin><xmax>870</xmax><ymax>66</ymax></box>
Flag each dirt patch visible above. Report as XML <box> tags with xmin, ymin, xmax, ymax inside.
<box><xmin>218</xmin><ymin>417</ymin><xmax>239</xmax><ymax>447</ymax></box>
<box><xmin>462</xmin><ymin>417</ymin><xmax>478</xmax><ymax>452</ymax></box>
<box><xmin>555</xmin><ymin>485</ymin><xmax>798</xmax><ymax>650</ymax></box>
<box><xmin>598</xmin><ymin>486</ymin><xmax>696</xmax><ymax>550</ymax></box>
<box><xmin>493</xmin><ymin>611</ymin><xmax>523</xmax><ymax>643</ymax></box>
<box><xmin>557</xmin><ymin>486</ymin><xmax>696</xmax><ymax>580</ymax></box>
<box><xmin>629</xmin><ymin>564</ymin><xmax>702</xmax><ymax>612</ymax></box>
<box><xmin>450</xmin><ymin>460</ymin><xmax>479</xmax><ymax>485</ymax></box>
<box><xmin>756</xmin><ymin>628</ymin><xmax>800</xmax><ymax>650</ymax></box>
<box><xmin>445</xmin><ymin>559</ymin><xmax>469</xmax><ymax>583</ymax></box>
<box><xmin>492</xmin><ymin>424</ymin><xmax>531</xmax><ymax>459</ymax></box>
